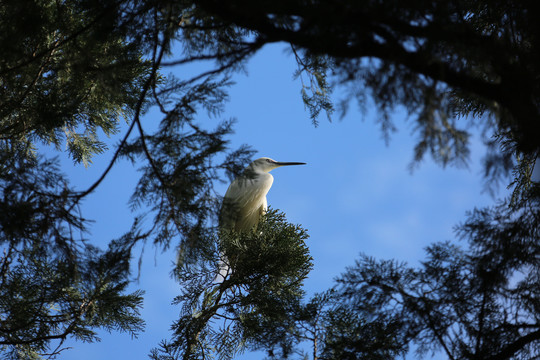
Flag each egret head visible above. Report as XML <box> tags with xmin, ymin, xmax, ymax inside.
<box><xmin>248</xmin><ymin>157</ymin><xmax>306</xmax><ymax>173</ymax></box>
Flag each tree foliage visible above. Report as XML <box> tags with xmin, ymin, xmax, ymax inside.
<box><xmin>331</xmin><ymin>190</ymin><xmax>540</xmax><ymax>360</ymax></box>
<box><xmin>0</xmin><ymin>1</ymin><xmax>254</xmax><ymax>356</ymax></box>
<box><xmin>1</xmin><ymin>0</ymin><xmax>539</xmax><ymax>359</ymax></box>
<box><xmin>0</xmin><ymin>0</ymin><xmax>152</xmax><ymax>166</ymax></box>
<box><xmin>0</xmin><ymin>1</ymin><xmax>263</xmax><ymax>354</ymax></box>
<box><xmin>250</xmin><ymin>189</ymin><xmax>539</xmax><ymax>360</ymax></box>
<box><xmin>197</xmin><ymin>0</ymin><xmax>540</xmax><ymax>200</ymax></box>
<box><xmin>0</xmin><ymin>152</ymin><xmax>144</xmax><ymax>359</ymax></box>
<box><xmin>149</xmin><ymin>210</ymin><xmax>312</xmax><ymax>360</ymax></box>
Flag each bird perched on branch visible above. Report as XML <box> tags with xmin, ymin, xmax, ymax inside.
<box><xmin>216</xmin><ymin>157</ymin><xmax>305</xmax><ymax>281</ymax></box>
<box><xmin>220</xmin><ymin>157</ymin><xmax>306</xmax><ymax>232</ymax></box>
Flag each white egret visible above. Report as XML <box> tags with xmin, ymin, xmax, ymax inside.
<box><xmin>220</xmin><ymin>157</ymin><xmax>306</xmax><ymax>232</ymax></box>
<box><xmin>216</xmin><ymin>157</ymin><xmax>305</xmax><ymax>282</ymax></box>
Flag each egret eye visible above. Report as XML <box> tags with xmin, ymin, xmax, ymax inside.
<box><xmin>266</xmin><ymin>159</ymin><xmax>272</xmax><ymax>163</ymax></box>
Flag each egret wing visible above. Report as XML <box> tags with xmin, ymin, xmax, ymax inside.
<box><xmin>220</xmin><ymin>174</ymin><xmax>273</xmax><ymax>232</ymax></box>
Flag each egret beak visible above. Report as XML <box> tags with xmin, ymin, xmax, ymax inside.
<box><xmin>274</xmin><ymin>161</ymin><xmax>306</xmax><ymax>166</ymax></box>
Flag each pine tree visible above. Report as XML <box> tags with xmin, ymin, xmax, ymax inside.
<box><xmin>149</xmin><ymin>210</ymin><xmax>312</xmax><ymax>360</ymax></box>
<box><xmin>1</xmin><ymin>1</ymin><xmax>539</xmax><ymax>359</ymax></box>
<box><xmin>197</xmin><ymin>0</ymin><xmax>540</xmax><ymax>203</ymax></box>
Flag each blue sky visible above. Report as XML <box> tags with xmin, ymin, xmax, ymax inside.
<box><xmin>57</xmin><ymin>43</ymin><xmax>506</xmax><ymax>359</ymax></box>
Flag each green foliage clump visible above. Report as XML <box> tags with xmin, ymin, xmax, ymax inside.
<box><xmin>0</xmin><ymin>153</ymin><xmax>145</xmax><ymax>359</ymax></box>
<box><xmin>149</xmin><ymin>209</ymin><xmax>312</xmax><ymax>360</ymax></box>
<box><xmin>0</xmin><ymin>0</ymin><xmax>151</xmax><ymax>165</ymax></box>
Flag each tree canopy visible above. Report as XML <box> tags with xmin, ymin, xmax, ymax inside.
<box><xmin>199</xmin><ymin>0</ymin><xmax>540</xmax><ymax>154</ymax></box>
<box><xmin>1</xmin><ymin>0</ymin><xmax>538</xmax><ymax>359</ymax></box>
